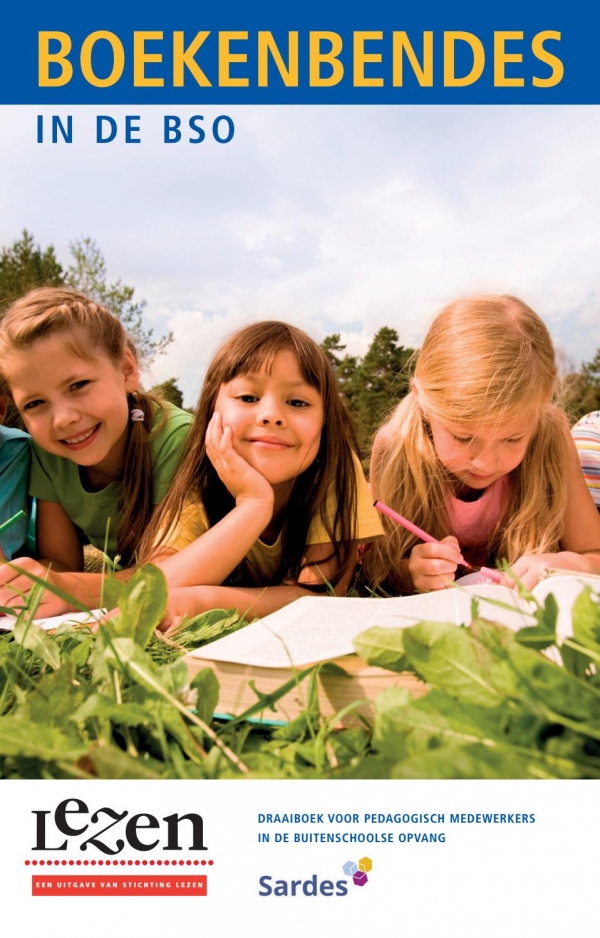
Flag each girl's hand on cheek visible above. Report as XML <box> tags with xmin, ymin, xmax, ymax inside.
<box><xmin>206</xmin><ymin>413</ymin><xmax>274</xmax><ymax>509</ymax></box>
<box><xmin>408</xmin><ymin>535</ymin><xmax>464</xmax><ymax>591</ymax></box>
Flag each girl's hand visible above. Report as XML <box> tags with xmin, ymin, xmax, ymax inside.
<box><xmin>156</xmin><ymin>586</ymin><xmax>218</xmax><ymax>632</ymax></box>
<box><xmin>102</xmin><ymin>586</ymin><xmax>222</xmax><ymax>635</ymax></box>
<box><xmin>408</xmin><ymin>536</ymin><xmax>465</xmax><ymax>591</ymax></box>
<box><xmin>0</xmin><ymin>557</ymin><xmax>74</xmax><ymax>617</ymax></box>
<box><xmin>505</xmin><ymin>551</ymin><xmax>597</xmax><ymax>591</ymax></box>
<box><xmin>206</xmin><ymin>413</ymin><xmax>274</xmax><ymax>509</ymax></box>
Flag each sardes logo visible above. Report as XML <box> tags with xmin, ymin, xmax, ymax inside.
<box><xmin>258</xmin><ymin>858</ymin><xmax>373</xmax><ymax>897</ymax></box>
<box><xmin>343</xmin><ymin>856</ymin><xmax>372</xmax><ymax>886</ymax></box>
<box><xmin>258</xmin><ymin>874</ymin><xmax>348</xmax><ymax>897</ymax></box>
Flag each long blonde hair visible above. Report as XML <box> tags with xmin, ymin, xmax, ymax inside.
<box><xmin>367</xmin><ymin>294</ymin><xmax>572</xmax><ymax>590</ymax></box>
<box><xmin>0</xmin><ymin>287</ymin><xmax>167</xmax><ymax>564</ymax></box>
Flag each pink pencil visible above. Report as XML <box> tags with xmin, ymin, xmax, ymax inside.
<box><xmin>374</xmin><ymin>500</ymin><xmax>503</xmax><ymax>585</ymax></box>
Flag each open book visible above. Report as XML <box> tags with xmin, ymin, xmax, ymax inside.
<box><xmin>0</xmin><ymin>609</ymin><xmax>103</xmax><ymax>631</ymax></box>
<box><xmin>184</xmin><ymin>574</ymin><xmax>600</xmax><ymax>723</ymax></box>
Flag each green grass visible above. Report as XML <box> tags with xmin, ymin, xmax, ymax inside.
<box><xmin>1</xmin><ymin>565</ymin><xmax>600</xmax><ymax>779</ymax></box>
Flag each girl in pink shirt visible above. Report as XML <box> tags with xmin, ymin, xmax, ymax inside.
<box><xmin>367</xmin><ymin>294</ymin><xmax>600</xmax><ymax>593</ymax></box>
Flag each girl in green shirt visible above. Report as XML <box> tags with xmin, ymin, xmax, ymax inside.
<box><xmin>0</xmin><ymin>286</ymin><xmax>191</xmax><ymax>613</ymax></box>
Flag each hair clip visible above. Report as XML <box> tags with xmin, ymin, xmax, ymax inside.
<box><xmin>130</xmin><ymin>408</ymin><xmax>145</xmax><ymax>423</ymax></box>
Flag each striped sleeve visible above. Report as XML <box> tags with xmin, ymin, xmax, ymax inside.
<box><xmin>571</xmin><ymin>411</ymin><xmax>600</xmax><ymax>507</ymax></box>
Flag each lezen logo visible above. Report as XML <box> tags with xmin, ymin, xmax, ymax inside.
<box><xmin>32</xmin><ymin>799</ymin><xmax>207</xmax><ymax>854</ymax></box>
<box><xmin>25</xmin><ymin>799</ymin><xmax>213</xmax><ymax>897</ymax></box>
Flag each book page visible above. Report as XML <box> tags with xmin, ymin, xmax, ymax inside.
<box><xmin>189</xmin><ymin>586</ymin><xmax>538</xmax><ymax>668</ymax></box>
<box><xmin>532</xmin><ymin>574</ymin><xmax>600</xmax><ymax>640</ymax></box>
<box><xmin>0</xmin><ymin>609</ymin><xmax>104</xmax><ymax>632</ymax></box>
<box><xmin>192</xmin><ymin>598</ymin><xmax>389</xmax><ymax>667</ymax></box>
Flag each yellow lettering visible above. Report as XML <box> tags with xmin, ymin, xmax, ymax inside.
<box><xmin>219</xmin><ymin>31</ymin><xmax>249</xmax><ymax>87</ymax></box>
<box><xmin>133</xmin><ymin>31</ymin><xmax>164</xmax><ymax>87</ymax></box>
<box><xmin>173</xmin><ymin>32</ymin><xmax>211</xmax><ymax>87</ymax></box>
<box><xmin>38</xmin><ymin>31</ymin><xmax>73</xmax><ymax>87</ymax></box>
<box><xmin>392</xmin><ymin>31</ymin><xmax>433</xmax><ymax>86</ymax></box>
<box><xmin>80</xmin><ymin>31</ymin><xmax>124</xmax><ymax>88</ymax></box>
<box><xmin>444</xmin><ymin>31</ymin><xmax>485</xmax><ymax>87</ymax></box>
<box><xmin>493</xmin><ymin>31</ymin><xmax>524</xmax><ymax>87</ymax></box>
<box><xmin>309</xmin><ymin>32</ymin><xmax>344</xmax><ymax>87</ymax></box>
<box><xmin>257</xmin><ymin>31</ymin><xmax>299</xmax><ymax>87</ymax></box>
<box><xmin>532</xmin><ymin>30</ymin><xmax>563</xmax><ymax>87</ymax></box>
<box><xmin>353</xmin><ymin>31</ymin><xmax>383</xmax><ymax>87</ymax></box>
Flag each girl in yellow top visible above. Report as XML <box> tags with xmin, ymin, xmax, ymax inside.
<box><xmin>138</xmin><ymin>321</ymin><xmax>382</xmax><ymax>624</ymax></box>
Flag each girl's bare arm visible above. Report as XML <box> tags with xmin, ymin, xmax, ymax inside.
<box><xmin>157</xmin><ymin>540</ymin><xmax>358</xmax><ymax>627</ymax></box>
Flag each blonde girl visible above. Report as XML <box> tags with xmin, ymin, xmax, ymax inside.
<box><xmin>367</xmin><ymin>295</ymin><xmax>600</xmax><ymax>593</ymax></box>
<box><xmin>137</xmin><ymin>321</ymin><xmax>382</xmax><ymax>624</ymax></box>
<box><xmin>0</xmin><ymin>287</ymin><xmax>192</xmax><ymax>613</ymax></box>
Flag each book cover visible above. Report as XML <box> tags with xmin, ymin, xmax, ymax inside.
<box><xmin>0</xmin><ymin>1</ymin><xmax>598</xmax><ymax>934</ymax></box>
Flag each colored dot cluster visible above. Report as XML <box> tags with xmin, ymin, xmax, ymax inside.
<box><xmin>342</xmin><ymin>856</ymin><xmax>372</xmax><ymax>886</ymax></box>
<box><xmin>25</xmin><ymin>859</ymin><xmax>214</xmax><ymax>866</ymax></box>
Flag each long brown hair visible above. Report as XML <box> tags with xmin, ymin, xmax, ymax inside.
<box><xmin>367</xmin><ymin>294</ymin><xmax>572</xmax><ymax>590</ymax></box>
<box><xmin>139</xmin><ymin>321</ymin><xmax>360</xmax><ymax>588</ymax></box>
<box><xmin>0</xmin><ymin>286</ymin><xmax>167</xmax><ymax>565</ymax></box>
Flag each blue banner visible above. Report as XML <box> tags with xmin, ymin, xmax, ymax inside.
<box><xmin>1</xmin><ymin>0</ymin><xmax>595</xmax><ymax>104</ymax></box>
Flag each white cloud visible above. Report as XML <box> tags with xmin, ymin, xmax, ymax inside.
<box><xmin>1</xmin><ymin>104</ymin><xmax>599</xmax><ymax>405</ymax></box>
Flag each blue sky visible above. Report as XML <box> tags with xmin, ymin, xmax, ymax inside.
<box><xmin>1</xmin><ymin>104</ymin><xmax>599</xmax><ymax>405</ymax></box>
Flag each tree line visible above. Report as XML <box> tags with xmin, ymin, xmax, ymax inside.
<box><xmin>1</xmin><ymin>231</ymin><xmax>598</xmax><ymax>449</ymax></box>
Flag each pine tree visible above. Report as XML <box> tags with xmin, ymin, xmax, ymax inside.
<box><xmin>321</xmin><ymin>333</ymin><xmax>361</xmax><ymax>409</ymax></box>
<box><xmin>67</xmin><ymin>237</ymin><xmax>172</xmax><ymax>362</ymax></box>
<box><xmin>353</xmin><ymin>327</ymin><xmax>414</xmax><ymax>450</ymax></box>
<box><xmin>580</xmin><ymin>349</ymin><xmax>600</xmax><ymax>410</ymax></box>
<box><xmin>150</xmin><ymin>377</ymin><xmax>185</xmax><ymax>409</ymax></box>
<box><xmin>321</xmin><ymin>327</ymin><xmax>415</xmax><ymax>455</ymax></box>
<box><xmin>0</xmin><ymin>230</ymin><xmax>64</xmax><ymax>305</ymax></box>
